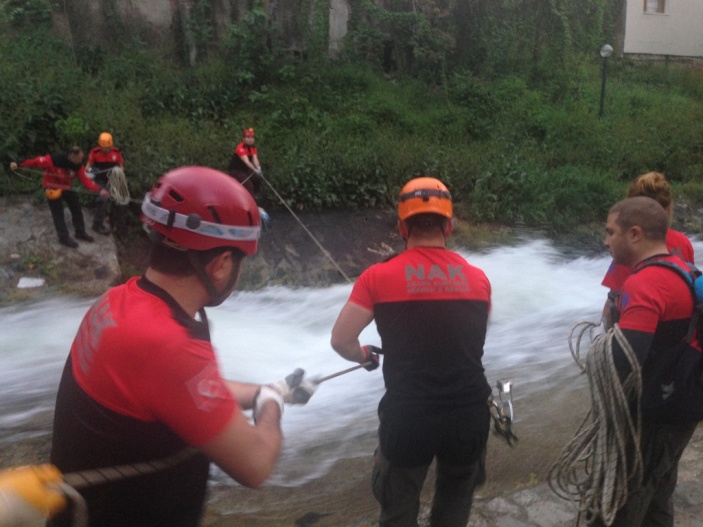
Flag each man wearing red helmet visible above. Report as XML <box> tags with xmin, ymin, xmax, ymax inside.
<box><xmin>331</xmin><ymin>177</ymin><xmax>492</xmax><ymax>527</ymax></box>
<box><xmin>48</xmin><ymin>167</ymin><xmax>315</xmax><ymax>527</ymax></box>
<box><xmin>228</xmin><ymin>127</ymin><xmax>262</xmax><ymax>197</ymax></box>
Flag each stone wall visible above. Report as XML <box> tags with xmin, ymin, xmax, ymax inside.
<box><xmin>52</xmin><ymin>0</ymin><xmax>349</xmax><ymax>60</ymax></box>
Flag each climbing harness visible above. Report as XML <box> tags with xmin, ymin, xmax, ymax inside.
<box><xmin>549</xmin><ymin>324</ymin><xmax>643</xmax><ymax>526</ymax></box>
<box><xmin>488</xmin><ymin>380</ymin><xmax>518</xmax><ymax>446</ymax></box>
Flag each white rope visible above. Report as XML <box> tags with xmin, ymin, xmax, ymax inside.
<box><xmin>107</xmin><ymin>167</ymin><xmax>131</xmax><ymax>205</ymax></box>
<box><xmin>549</xmin><ymin>324</ymin><xmax>643</xmax><ymax>526</ymax></box>
<box><xmin>258</xmin><ymin>171</ymin><xmax>353</xmax><ymax>284</ymax></box>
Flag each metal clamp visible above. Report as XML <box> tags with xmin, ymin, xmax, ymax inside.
<box><xmin>488</xmin><ymin>380</ymin><xmax>518</xmax><ymax>446</ymax></box>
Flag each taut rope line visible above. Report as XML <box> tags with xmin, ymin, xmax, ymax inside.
<box><xmin>549</xmin><ymin>324</ymin><xmax>643</xmax><ymax>526</ymax></box>
<box><xmin>259</xmin><ymin>171</ymin><xmax>353</xmax><ymax>284</ymax></box>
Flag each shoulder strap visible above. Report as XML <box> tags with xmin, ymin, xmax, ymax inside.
<box><xmin>633</xmin><ymin>259</ymin><xmax>701</xmax><ymax>344</ymax></box>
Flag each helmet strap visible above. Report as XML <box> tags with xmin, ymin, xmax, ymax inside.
<box><xmin>187</xmin><ymin>250</ymin><xmax>241</xmax><ymax>307</ymax></box>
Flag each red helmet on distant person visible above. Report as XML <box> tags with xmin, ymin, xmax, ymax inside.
<box><xmin>141</xmin><ymin>166</ymin><xmax>261</xmax><ymax>254</ymax></box>
<box><xmin>98</xmin><ymin>132</ymin><xmax>113</xmax><ymax>148</ymax></box>
<box><xmin>397</xmin><ymin>177</ymin><xmax>453</xmax><ymax>221</ymax></box>
<box><xmin>243</xmin><ymin>128</ymin><xmax>255</xmax><ymax>138</ymax></box>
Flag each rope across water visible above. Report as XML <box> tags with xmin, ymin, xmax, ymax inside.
<box><xmin>549</xmin><ymin>323</ymin><xmax>643</xmax><ymax>526</ymax></box>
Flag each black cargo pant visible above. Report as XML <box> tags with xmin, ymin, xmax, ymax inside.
<box><xmin>47</xmin><ymin>189</ymin><xmax>87</xmax><ymax>241</ymax></box>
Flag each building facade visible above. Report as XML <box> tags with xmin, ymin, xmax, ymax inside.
<box><xmin>623</xmin><ymin>0</ymin><xmax>703</xmax><ymax>58</ymax></box>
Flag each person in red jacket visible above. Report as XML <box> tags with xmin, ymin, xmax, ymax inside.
<box><xmin>228</xmin><ymin>127</ymin><xmax>262</xmax><ymax>197</ymax></box>
<box><xmin>10</xmin><ymin>147</ymin><xmax>104</xmax><ymax>248</ymax></box>
<box><xmin>85</xmin><ymin>132</ymin><xmax>125</xmax><ymax>236</ymax></box>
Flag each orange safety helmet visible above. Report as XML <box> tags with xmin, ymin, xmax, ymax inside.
<box><xmin>141</xmin><ymin>166</ymin><xmax>261</xmax><ymax>254</ymax></box>
<box><xmin>45</xmin><ymin>188</ymin><xmax>62</xmax><ymax>200</ymax></box>
<box><xmin>98</xmin><ymin>132</ymin><xmax>113</xmax><ymax>148</ymax></box>
<box><xmin>397</xmin><ymin>177</ymin><xmax>453</xmax><ymax>221</ymax></box>
<box><xmin>243</xmin><ymin>128</ymin><xmax>255</xmax><ymax>138</ymax></box>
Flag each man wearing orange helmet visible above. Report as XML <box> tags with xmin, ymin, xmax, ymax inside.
<box><xmin>85</xmin><ymin>132</ymin><xmax>124</xmax><ymax>236</ymax></box>
<box><xmin>10</xmin><ymin>147</ymin><xmax>99</xmax><ymax>248</ymax></box>
<box><xmin>331</xmin><ymin>177</ymin><xmax>492</xmax><ymax>527</ymax></box>
<box><xmin>228</xmin><ymin>127</ymin><xmax>262</xmax><ymax>197</ymax></box>
<box><xmin>48</xmin><ymin>167</ymin><xmax>315</xmax><ymax>527</ymax></box>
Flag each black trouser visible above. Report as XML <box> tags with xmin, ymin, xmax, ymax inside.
<box><xmin>92</xmin><ymin>174</ymin><xmax>127</xmax><ymax>232</ymax></box>
<box><xmin>230</xmin><ymin>169</ymin><xmax>262</xmax><ymax>197</ymax></box>
<box><xmin>47</xmin><ymin>190</ymin><xmax>86</xmax><ymax>240</ymax></box>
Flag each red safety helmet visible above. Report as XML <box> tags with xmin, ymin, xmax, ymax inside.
<box><xmin>141</xmin><ymin>166</ymin><xmax>261</xmax><ymax>254</ymax></box>
<box><xmin>243</xmin><ymin>128</ymin><xmax>255</xmax><ymax>138</ymax></box>
<box><xmin>397</xmin><ymin>177</ymin><xmax>453</xmax><ymax>221</ymax></box>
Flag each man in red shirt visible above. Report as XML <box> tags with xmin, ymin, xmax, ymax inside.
<box><xmin>48</xmin><ymin>167</ymin><xmax>315</xmax><ymax>527</ymax></box>
<box><xmin>10</xmin><ymin>147</ymin><xmax>101</xmax><ymax>248</ymax></box>
<box><xmin>331</xmin><ymin>177</ymin><xmax>492</xmax><ymax>527</ymax></box>
<box><xmin>85</xmin><ymin>132</ymin><xmax>125</xmax><ymax>236</ymax></box>
<box><xmin>592</xmin><ymin>196</ymin><xmax>699</xmax><ymax>525</ymax></box>
<box><xmin>228</xmin><ymin>127</ymin><xmax>262</xmax><ymax>197</ymax></box>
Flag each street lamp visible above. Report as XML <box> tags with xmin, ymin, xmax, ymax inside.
<box><xmin>598</xmin><ymin>44</ymin><xmax>614</xmax><ymax>118</ymax></box>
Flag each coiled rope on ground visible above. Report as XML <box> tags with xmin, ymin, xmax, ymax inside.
<box><xmin>549</xmin><ymin>322</ymin><xmax>643</xmax><ymax>526</ymax></box>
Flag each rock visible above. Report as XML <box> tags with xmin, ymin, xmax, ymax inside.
<box><xmin>0</xmin><ymin>196</ymin><xmax>121</xmax><ymax>304</ymax></box>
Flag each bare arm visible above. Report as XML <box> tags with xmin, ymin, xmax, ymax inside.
<box><xmin>330</xmin><ymin>301</ymin><xmax>374</xmax><ymax>364</ymax></box>
<box><xmin>225</xmin><ymin>380</ymin><xmax>260</xmax><ymax>411</ymax></box>
<box><xmin>200</xmin><ymin>402</ymin><xmax>282</xmax><ymax>488</ymax></box>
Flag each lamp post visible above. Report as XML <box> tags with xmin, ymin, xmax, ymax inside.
<box><xmin>598</xmin><ymin>44</ymin><xmax>614</xmax><ymax>118</ymax></box>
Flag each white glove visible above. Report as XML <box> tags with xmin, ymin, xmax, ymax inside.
<box><xmin>254</xmin><ymin>167</ymin><xmax>262</xmax><ymax>175</ymax></box>
<box><xmin>269</xmin><ymin>368</ymin><xmax>317</xmax><ymax>405</ymax></box>
<box><xmin>0</xmin><ymin>465</ymin><xmax>67</xmax><ymax>527</ymax></box>
<box><xmin>85</xmin><ymin>167</ymin><xmax>95</xmax><ymax>179</ymax></box>
<box><xmin>253</xmin><ymin>386</ymin><xmax>284</xmax><ymax>424</ymax></box>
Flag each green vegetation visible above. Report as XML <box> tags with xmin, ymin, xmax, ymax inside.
<box><xmin>1</xmin><ymin>0</ymin><xmax>702</xmax><ymax>234</ymax></box>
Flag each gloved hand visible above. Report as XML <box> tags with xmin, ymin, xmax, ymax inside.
<box><xmin>254</xmin><ymin>167</ymin><xmax>263</xmax><ymax>175</ymax></box>
<box><xmin>362</xmin><ymin>345</ymin><xmax>381</xmax><ymax>371</ymax></box>
<box><xmin>253</xmin><ymin>386</ymin><xmax>284</xmax><ymax>424</ymax></box>
<box><xmin>0</xmin><ymin>465</ymin><xmax>67</xmax><ymax>527</ymax></box>
<box><xmin>85</xmin><ymin>167</ymin><xmax>95</xmax><ymax>179</ymax></box>
<box><xmin>269</xmin><ymin>368</ymin><xmax>317</xmax><ymax>405</ymax></box>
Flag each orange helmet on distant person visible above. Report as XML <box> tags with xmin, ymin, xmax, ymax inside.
<box><xmin>243</xmin><ymin>128</ymin><xmax>255</xmax><ymax>138</ymax></box>
<box><xmin>397</xmin><ymin>177</ymin><xmax>453</xmax><ymax>221</ymax></box>
<box><xmin>98</xmin><ymin>132</ymin><xmax>113</xmax><ymax>148</ymax></box>
<box><xmin>141</xmin><ymin>166</ymin><xmax>261</xmax><ymax>254</ymax></box>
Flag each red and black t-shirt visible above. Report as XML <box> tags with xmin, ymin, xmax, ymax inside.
<box><xmin>619</xmin><ymin>254</ymin><xmax>695</xmax><ymax>348</ymax></box>
<box><xmin>350</xmin><ymin>247</ymin><xmax>492</xmax><ymax>407</ymax></box>
<box><xmin>87</xmin><ymin>146</ymin><xmax>123</xmax><ymax>171</ymax></box>
<box><xmin>228</xmin><ymin>142</ymin><xmax>257</xmax><ymax>173</ymax></box>
<box><xmin>50</xmin><ymin>277</ymin><xmax>236</xmax><ymax>527</ymax></box>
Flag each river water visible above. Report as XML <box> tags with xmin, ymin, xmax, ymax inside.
<box><xmin>2</xmin><ymin>238</ymin><xmax>701</xmax><ymax>488</ymax></box>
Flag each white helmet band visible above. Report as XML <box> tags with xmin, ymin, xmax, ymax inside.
<box><xmin>141</xmin><ymin>193</ymin><xmax>261</xmax><ymax>243</ymax></box>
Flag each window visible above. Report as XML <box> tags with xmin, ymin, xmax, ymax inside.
<box><xmin>644</xmin><ymin>0</ymin><xmax>665</xmax><ymax>13</ymax></box>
